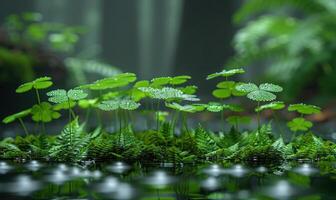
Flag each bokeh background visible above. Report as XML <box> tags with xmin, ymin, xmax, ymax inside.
<box><xmin>1</xmin><ymin>0</ymin><xmax>336</xmax><ymax>134</ymax></box>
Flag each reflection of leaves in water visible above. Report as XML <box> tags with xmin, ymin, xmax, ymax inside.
<box><xmin>288</xmin><ymin>172</ymin><xmax>310</xmax><ymax>187</ymax></box>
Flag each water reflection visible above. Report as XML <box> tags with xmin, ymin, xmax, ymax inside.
<box><xmin>0</xmin><ymin>161</ymin><xmax>335</xmax><ymax>199</ymax></box>
<box><xmin>0</xmin><ymin>161</ymin><xmax>11</xmax><ymax>174</ymax></box>
<box><xmin>107</xmin><ymin>161</ymin><xmax>130</xmax><ymax>174</ymax></box>
<box><xmin>293</xmin><ymin>163</ymin><xmax>318</xmax><ymax>176</ymax></box>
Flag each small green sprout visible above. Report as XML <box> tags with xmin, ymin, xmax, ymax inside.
<box><xmin>287</xmin><ymin>103</ymin><xmax>321</xmax><ymax>134</ymax></box>
<box><xmin>16</xmin><ymin>76</ymin><xmax>53</xmax><ymax>104</ymax></box>
<box><xmin>236</xmin><ymin>83</ymin><xmax>283</xmax><ymax>131</ymax></box>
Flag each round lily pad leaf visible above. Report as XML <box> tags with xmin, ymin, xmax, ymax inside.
<box><xmin>16</xmin><ymin>76</ymin><xmax>53</xmax><ymax>93</ymax></box>
<box><xmin>47</xmin><ymin>89</ymin><xmax>68</xmax><ymax>103</ymax></box>
<box><xmin>212</xmin><ymin>89</ymin><xmax>231</xmax><ymax>99</ymax></box>
<box><xmin>67</xmin><ymin>89</ymin><xmax>88</xmax><ymax>100</ymax></box>
<box><xmin>31</xmin><ymin>102</ymin><xmax>61</xmax><ymax>122</ymax></box>
<box><xmin>16</xmin><ymin>82</ymin><xmax>33</xmax><ymax>93</ymax></box>
<box><xmin>151</xmin><ymin>77</ymin><xmax>172</xmax><ymax>87</ymax></box>
<box><xmin>179</xmin><ymin>85</ymin><xmax>198</xmax><ymax>95</ymax></box>
<box><xmin>287</xmin><ymin>117</ymin><xmax>313</xmax><ymax>132</ymax></box>
<box><xmin>98</xmin><ymin>100</ymin><xmax>119</xmax><ymax>111</ymax></box>
<box><xmin>165</xmin><ymin>102</ymin><xmax>197</xmax><ymax>113</ymax></box>
<box><xmin>247</xmin><ymin>90</ymin><xmax>276</xmax><ymax>102</ymax></box>
<box><xmin>119</xmin><ymin>99</ymin><xmax>140</xmax><ymax>110</ymax></box>
<box><xmin>134</xmin><ymin>80</ymin><xmax>150</xmax><ymax>88</ymax></box>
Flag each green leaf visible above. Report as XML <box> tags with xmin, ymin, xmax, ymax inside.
<box><xmin>288</xmin><ymin>103</ymin><xmax>321</xmax><ymax>115</ymax></box>
<box><xmin>287</xmin><ymin>117</ymin><xmax>313</xmax><ymax>132</ymax></box>
<box><xmin>206</xmin><ymin>68</ymin><xmax>245</xmax><ymax>80</ymax></box>
<box><xmin>2</xmin><ymin>109</ymin><xmax>31</xmax><ymax>124</ymax></box>
<box><xmin>179</xmin><ymin>85</ymin><xmax>198</xmax><ymax>95</ymax></box>
<box><xmin>15</xmin><ymin>76</ymin><xmax>53</xmax><ymax>93</ymax></box>
<box><xmin>15</xmin><ymin>82</ymin><xmax>33</xmax><ymax>93</ymax></box>
<box><xmin>236</xmin><ymin>83</ymin><xmax>258</xmax><ymax>93</ymax></box>
<box><xmin>139</xmin><ymin>87</ymin><xmax>199</xmax><ymax>101</ymax></box>
<box><xmin>222</xmin><ymin>104</ymin><xmax>244</xmax><ymax>112</ymax></box>
<box><xmin>259</xmin><ymin>83</ymin><xmax>283</xmax><ymax>92</ymax></box>
<box><xmin>78</xmin><ymin>99</ymin><xmax>98</xmax><ymax>109</ymax></box>
<box><xmin>53</xmin><ymin>100</ymin><xmax>76</xmax><ymax>111</ymax></box>
<box><xmin>247</xmin><ymin>90</ymin><xmax>276</xmax><ymax>101</ymax></box>
<box><xmin>170</xmin><ymin>75</ymin><xmax>191</xmax><ymax>85</ymax></box>
<box><xmin>98</xmin><ymin>99</ymin><xmax>140</xmax><ymax>111</ymax></box>
<box><xmin>212</xmin><ymin>88</ymin><xmax>231</xmax><ymax>98</ymax></box>
<box><xmin>255</xmin><ymin>101</ymin><xmax>285</xmax><ymax>112</ymax></box>
<box><xmin>47</xmin><ymin>89</ymin><xmax>68</xmax><ymax>103</ymax></box>
<box><xmin>133</xmin><ymin>80</ymin><xmax>150</xmax><ymax>88</ymax></box>
<box><xmin>206</xmin><ymin>102</ymin><xmax>223</xmax><ymax>112</ymax></box>
<box><xmin>119</xmin><ymin>99</ymin><xmax>140</xmax><ymax>110</ymax></box>
<box><xmin>31</xmin><ymin>102</ymin><xmax>61</xmax><ymax>122</ymax></box>
<box><xmin>80</xmin><ymin>73</ymin><xmax>136</xmax><ymax>90</ymax></box>
<box><xmin>67</xmin><ymin>89</ymin><xmax>88</xmax><ymax>100</ymax></box>
<box><xmin>151</xmin><ymin>77</ymin><xmax>172</xmax><ymax>87</ymax></box>
<box><xmin>97</xmin><ymin>100</ymin><xmax>119</xmax><ymax>111</ymax></box>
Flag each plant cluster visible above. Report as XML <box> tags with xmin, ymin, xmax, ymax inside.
<box><xmin>1</xmin><ymin>68</ymin><xmax>335</xmax><ymax>164</ymax></box>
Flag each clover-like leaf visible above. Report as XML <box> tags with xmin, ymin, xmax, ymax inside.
<box><xmin>226</xmin><ymin>115</ymin><xmax>251</xmax><ymax>126</ymax></box>
<box><xmin>16</xmin><ymin>76</ymin><xmax>53</xmax><ymax>93</ymax></box>
<box><xmin>98</xmin><ymin>100</ymin><xmax>119</xmax><ymax>111</ymax></box>
<box><xmin>247</xmin><ymin>90</ymin><xmax>276</xmax><ymax>102</ymax></box>
<box><xmin>134</xmin><ymin>80</ymin><xmax>150</xmax><ymax>88</ymax></box>
<box><xmin>206</xmin><ymin>68</ymin><xmax>245</xmax><ymax>80</ymax></box>
<box><xmin>47</xmin><ymin>89</ymin><xmax>68</xmax><ymax>103</ymax></box>
<box><xmin>119</xmin><ymin>99</ymin><xmax>140</xmax><ymax>110</ymax></box>
<box><xmin>235</xmin><ymin>83</ymin><xmax>258</xmax><ymax>93</ymax></box>
<box><xmin>206</xmin><ymin>102</ymin><xmax>223</xmax><ymax>112</ymax></box>
<box><xmin>288</xmin><ymin>103</ymin><xmax>321</xmax><ymax>115</ymax></box>
<box><xmin>2</xmin><ymin>109</ymin><xmax>31</xmax><ymax>124</ymax></box>
<box><xmin>213</xmin><ymin>81</ymin><xmax>246</xmax><ymax>99</ymax></box>
<box><xmin>97</xmin><ymin>99</ymin><xmax>140</xmax><ymax>111</ymax></box>
<box><xmin>255</xmin><ymin>101</ymin><xmax>285</xmax><ymax>112</ymax></box>
<box><xmin>287</xmin><ymin>117</ymin><xmax>313</xmax><ymax>132</ymax></box>
<box><xmin>47</xmin><ymin>89</ymin><xmax>87</xmax><ymax>104</ymax></box>
<box><xmin>259</xmin><ymin>83</ymin><xmax>283</xmax><ymax>93</ymax></box>
<box><xmin>67</xmin><ymin>89</ymin><xmax>88</xmax><ymax>100</ymax></box>
<box><xmin>237</xmin><ymin>82</ymin><xmax>281</xmax><ymax>102</ymax></box>
<box><xmin>31</xmin><ymin>102</ymin><xmax>61</xmax><ymax>122</ymax></box>
<box><xmin>139</xmin><ymin>87</ymin><xmax>199</xmax><ymax>101</ymax></box>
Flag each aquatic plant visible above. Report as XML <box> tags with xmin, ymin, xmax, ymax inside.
<box><xmin>1</xmin><ymin>68</ymin><xmax>334</xmax><ymax>165</ymax></box>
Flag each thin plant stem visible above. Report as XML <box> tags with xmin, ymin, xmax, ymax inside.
<box><xmin>257</xmin><ymin>101</ymin><xmax>260</xmax><ymax>132</ymax></box>
<box><xmin>68</xmin><ymin>100</ymin><xmax>72</xmax><ymax>146</ymax></box>
<box><xmin>35</xmin><ymin>88</ymin><xmax>41</xmax><ymax>104</ymax></box>
<box><xmin>156</xmin><ymin>100</ymin><xmax>160</xmax><ymax>133</ymax></box>
<box><xmin>18</xmin><ymin>118</ymin><xmax>29</xmax><ymax>135</ymax></box>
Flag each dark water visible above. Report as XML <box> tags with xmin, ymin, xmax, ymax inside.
<box><xmin>0</xmin><ymin>160</ymin><xmax>336</xmax><ymax>200</ymax></box>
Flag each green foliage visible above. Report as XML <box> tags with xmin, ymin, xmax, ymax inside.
<box><xmin>206</xmin><ymin>68</ymin><xmax>245</xmax><ymax>80</ymax></box>
<box><xmin>47</xmin><ymin>89</ymin><xmax>87</xmax><ymax>104</ymax></box>
<box><xmin>288</xmin><ymin>103</ymin><xmax>321</xmax><ymax>115</ymax></box>
<box><xmin>255</xmin><ymin>101</ymin><xmax>285</xmax><ymax>112</ymax></box>
<box><xmin>2</xmin><ymin>109</ymin><xmax>31</xmax><ymax>124</ymax></box>
<box><xmin>287</xmin><ymin>117</ymin><xmax>313</xmax><ymax>132</ymax></box>
<box><xmin>16</xmin><ymin>76</ymin><xmax>53</xmax><ymax>93</ymax></box>
<box><xmin>98</xmin><ymin>99</ymin><xmax>140</xmax><ymax>111</ymax></box>
<box><xmin>226</xmin><ymin>116</ymin><xmax>251</xmax><ymax>126</ymax></box>
<box><xmin>230</xmin><ymin>0</ymin><xmax>336</xmax><ymax>100</ymax></box>
<box><xmin>212</xmin><ymin>81</ymin><xmax>246</xmax><ymax>99</ymax></box>
<box><xmin>236</xmin><ymin>83</ymin><xmax>283</xmax><ymax>102</ymax></box>
<box><xmin>80</xmin><ymin>73</ymin><xmax>136</xmax><ymax>90</ymax></box>
<box><xmin>49</xmin><ymin>119</ymin><xmax>91</xmax><ymax>162</ymax></box>
<box><xmin>31</xmin><ymin>102</ymin><xmax>61</xmax><ymax>122</ymax></box>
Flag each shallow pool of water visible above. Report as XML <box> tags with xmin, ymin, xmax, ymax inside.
<box><xmin>0</xmin><ymin>160</ymin><xmax>335</xmax><ymax>199</ymax></box>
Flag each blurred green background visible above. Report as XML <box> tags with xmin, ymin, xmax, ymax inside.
<box><xmin>1</xmin><ymin>0</ymin><xmax>335</xmax><ymax>121</ymax></box>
